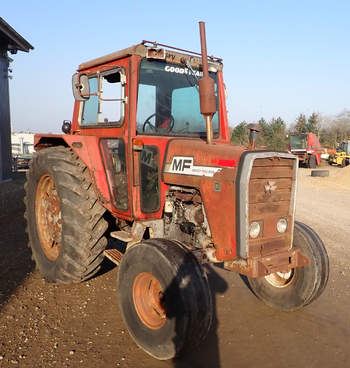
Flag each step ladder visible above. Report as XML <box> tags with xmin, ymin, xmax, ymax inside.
<box><xmin>103</xmin><ymin>248</ymin><xmax>123</xmax><ymax>266</ymax></box>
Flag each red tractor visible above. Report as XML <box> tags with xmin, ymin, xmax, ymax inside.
<box><xmin>25</xmin><ymin>23</ymin><xmax>329</xmax><ymax>360</ymax></box>
<box><xmin>288</xmin><ymin>132</ymin><xmax>324</xmax><ymax>168</ymax></box>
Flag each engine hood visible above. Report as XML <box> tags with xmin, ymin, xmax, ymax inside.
<box><xmin>163</xmin><ymin>139</ymin><xmax>246</xmax><ymax>184</ymax></box>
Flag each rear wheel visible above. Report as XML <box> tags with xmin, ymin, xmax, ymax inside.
<box><xmin>308</xmin><ymin>155</ymin><xmax>317</xmax><ymax>168</ymax></box>
<box><xmin>25</xmin><ymin>146</ymin><xmax>108</xmax><ymax>283</ymax></box>
<box><xmin>340</xmin><ymin>158</ymin><xmax>349</xmax><ymax>167</ymax></box>
<box><xmin>246</xmin><ymin>221</ymin><xmax>329</xmax><ymax>311</ymax></box>
<box><xmin>117</xmin><ymin>239</ymin><xmax>213</xmax><ymax>360</ymax></box>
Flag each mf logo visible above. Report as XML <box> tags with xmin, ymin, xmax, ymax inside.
<box><xmin>165</xmin><ymin>156</ymin><xmax>222</xmax><ymax>177</ymax></box>
<box><xmin>171</xmin><ymin>157</ymin><xmax>193</xmax><ymax>172</ymax></box>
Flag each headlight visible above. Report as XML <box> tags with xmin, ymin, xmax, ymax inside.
<box><xmin>277</xmin><ymin>218</ymin><xmax>288</xmax><ymax>233</ymax></box>
<box><xmin>249</xmin><ymin>221</ymin><xmax>261</xmax><ymax>239</ymax></box>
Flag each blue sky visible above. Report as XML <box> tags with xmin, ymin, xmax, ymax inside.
<box><xmin>3</xmin><ymin>0</ymin><xmax>350</xmax><ymax>133</ymax></box>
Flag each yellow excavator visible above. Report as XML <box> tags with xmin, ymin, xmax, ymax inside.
<box><xmin>329</xmin><ymin>140</ymin><xmax>350</xmax><ymax>167</ymax></box>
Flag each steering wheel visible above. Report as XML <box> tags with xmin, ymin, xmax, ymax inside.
<box><xmin>142</xmin><ymin>113</ymin><xmax>175</xmax><ymax>133</ymax></box>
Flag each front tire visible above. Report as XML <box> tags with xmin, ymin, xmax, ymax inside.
<box><xmin>246</xmin><ymin>221</ymin><xmax>329</xmax><ymax>311</ymax></box>
<box><xmin>117</xmin><ymin>239</ymin><xmax>213</xmax><ymax>360</ymax></box>
<box><xmin>24</xmin><ymin>146</ymin><xmax>108</xmax><ymax>283</ymax></box>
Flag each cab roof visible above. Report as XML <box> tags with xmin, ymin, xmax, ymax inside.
<box><xmin>78</xmin><ymin>42</ymin><xmax>223</xmax><ymax>72</ymax></box>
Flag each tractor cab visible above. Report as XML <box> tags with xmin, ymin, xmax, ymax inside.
<box><xmin>338</xmin><ymin>141</ymin><xmax>350</xmax><ymax>155</ymax></box>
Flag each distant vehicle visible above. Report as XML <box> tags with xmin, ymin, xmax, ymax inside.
<box><xmin>12</xmin><ymin>154</ymin><xmax>32</xmax><ymax>170</ymax></box>
<box><xmin>329</xmin><ymin>140</ymin><xmax>350</xmax><ymax>167</ymax></box>
<box><xmin>288</xmin><ymin>133</ymin><xmax>324</xmax><ymax>168</ymax></box>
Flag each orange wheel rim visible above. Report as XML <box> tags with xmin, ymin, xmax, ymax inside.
<box><xmin>265</xmin><ymin>270</ymin><xmax>295</xmax><ymax>288</ymax></box>
<box><xmin>132</xmin><ymin>272</ymin><xmax>166</xmax><ymax>330</ymax></box>
<box><xmin>35</xmin><ymin>174</ymin><xmax>61</xmax><ymax>261</ymax></box>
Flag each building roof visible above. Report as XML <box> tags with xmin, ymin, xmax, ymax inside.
<box><xmin>0</xmin><ymin>17</ymin><xmax>34</xmax><ymax>53</ymax></box>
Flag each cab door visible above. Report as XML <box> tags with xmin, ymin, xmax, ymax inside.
<box><xmin>78</xmin><ymin>61</ymin><xmax>132</xmax><ymax>218</ymax></box>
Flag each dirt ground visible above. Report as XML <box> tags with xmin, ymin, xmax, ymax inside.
<box><xmin>0</xmin><ymin>165</ymin><xmax>349</xmax><ymax>368</ymax></box>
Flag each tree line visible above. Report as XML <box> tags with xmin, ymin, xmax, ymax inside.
<box><xmin>230</xmin><ymin>111</ymin><xmax>350</xmax><ymax>150</ymax></box>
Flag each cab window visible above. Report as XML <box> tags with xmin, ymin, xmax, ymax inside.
<box><xmin>81</xmin><ymin>69</ymin><xmax>126</xmax><ymax>126</ymax></box>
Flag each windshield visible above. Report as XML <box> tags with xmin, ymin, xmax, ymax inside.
<box><xmin>136</xmin><ymin>60</ymin><xmax>219</xmax><ymax>137</ymax></box>
<box><xmin>290</xmin><ymin>135</ymin><xmax>307</xmax><ymax>149</ymax></box>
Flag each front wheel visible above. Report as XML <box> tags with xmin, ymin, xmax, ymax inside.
<box><xmin>117</xmin><ymin>239</ymin><xmax>213</xmax><ymax>360</ymax></box>
<box><xmin>246</xmin><ymin>221</ymin><xmax>329</xmax><ymax>311</ymax></box>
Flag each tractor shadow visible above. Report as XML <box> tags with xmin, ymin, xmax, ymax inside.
<box><xmin>171</xmin><ymin>263</ymin><xmax>228</xmax><ymax>368</ymax></box>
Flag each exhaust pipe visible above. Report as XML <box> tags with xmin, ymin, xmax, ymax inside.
<box><xmin>198</xmin><ymin>21</ymin><xmax>216</xmax><ymax>145</ymax></box>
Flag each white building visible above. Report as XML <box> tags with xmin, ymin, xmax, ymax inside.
<box><xmin>11</xmin><ymin>132</ymin><xmax>35</xmax><ymax>155</ymax></box>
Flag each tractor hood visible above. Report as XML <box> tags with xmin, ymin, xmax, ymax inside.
<box><xmin>162</xmin><ymin>139</ymin><xmax>245</xmax><ymax>260</ymax></box>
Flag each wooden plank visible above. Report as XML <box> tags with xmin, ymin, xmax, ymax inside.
<box><xmin>249</xmin><ymin>178</ymin><xmax>292</xmax><ymax>192</ymax></box>
<box><xmin>250</xmin><ymin>166</ymin><xmax>293</xmax><ymax>179</ymax></box>
<box><xmin>249</xmin><ymin>188</ymin><xmax>291</xmax><ymax>204</ymax></box>
<box><xmin>253</xmin><ymin>158</ymin><xmax>294</xmax><ymax>167</ymax></box>
<box><xmin>249</xmin><ymin>201</ymin><xmax>290</xmax><ymax>218</ymax></box>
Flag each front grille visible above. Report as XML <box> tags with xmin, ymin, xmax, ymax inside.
<box><xmin>236</xmin><ymin>152</ymin><xmax>297</xmax><ymax>259</ymax></box>
<box><xmin>248</xmin><ymin>157</ymin><xmax>295</xmax><ymax>257</ymax></box>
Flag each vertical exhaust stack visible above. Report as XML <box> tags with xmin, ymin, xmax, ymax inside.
<box><xmin>198</xmin><ymin>21</ymin><xmax>217</xmax><ymax>145</ymax></box>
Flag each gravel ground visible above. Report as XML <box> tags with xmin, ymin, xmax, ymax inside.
<box><xmin>0</xmin><ymin>165</ymin><xmax>349</xmax><ymax>368</ymax></box>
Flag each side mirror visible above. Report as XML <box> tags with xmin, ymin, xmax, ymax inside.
<box><xmin>72</xmin><ymin>73</ymin><xmax>90</xmax><ymax>101</ymax></box>
<box><xmin>62</xmin><ymin>120</ymin><xmax>71</xmax><ymax>134</ymax></box>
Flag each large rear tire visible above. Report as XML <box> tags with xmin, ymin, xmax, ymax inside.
<box><xmin>24</xmin><ymin>146</ymin><xmax>108</xmax><ymax>283</ymax></box>
<box><xmin>246</xmin><ymin>221</ymin><xmax>329</xmax><ymax>311</ymax></box>
<box><xmin>308</xmin><ymin>155</ymin><xmax>317</xmax><ymax>168</ymax></box>
<box><xmin>117</xmin><ymin>239</ymin><xmax>213</xmax><ymax>360</ymax></box>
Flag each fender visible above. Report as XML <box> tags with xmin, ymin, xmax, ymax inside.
<box><xmin>34</xmin><ymin>134</ymin><xmax>132</xmax><ymax>219</ymax></box>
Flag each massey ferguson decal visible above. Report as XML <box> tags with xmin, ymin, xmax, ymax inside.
<box><xmin>164</xmin><ymin>156</ymin><xmax>222</xmax><ymax>177</ymax></box>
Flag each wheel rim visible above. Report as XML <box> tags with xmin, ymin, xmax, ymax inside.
<box><xmin>132</xmin><ymin>272</ymin><xmax>166</xmax><ymax>330</ymax></box>
<box><xmin>35</xmin><ymin>174</ymin><xmax>62</xmax><ymax>261</ymax></box>
<box><xmin>265</xmin><ymin>270</ymin><xmax>295</xmax><ymax>288</ymax></box>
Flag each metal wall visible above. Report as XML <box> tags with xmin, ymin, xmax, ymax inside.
<box><xmin>0</xmin><ymin>50</ymin><xmax>11</xmax><ymax>181</ymax></box>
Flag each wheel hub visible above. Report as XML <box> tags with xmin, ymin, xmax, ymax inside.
<box><xmin>132</xmin><ymin>272</ymin><xmax>166</xmax><ymax>330</ymax></box>
<box><xmin>265</xmin><ymin>270</ymin><xmax>295</xmax><ymax>288</ymax></box>
<box><xmin>35</xmin><ymin>174</ymin><xmax>62</xmax><ymax>261</ymax></box>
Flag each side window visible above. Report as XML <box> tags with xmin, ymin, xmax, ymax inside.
<box><xmin>100</xmin><ymin>139</ymin><xmax>128</xmax><ymax>211</ymax></box>
<box><xmin>81</xmin><ymin>69</ymin><xmax>125</xmax><ymax>126</ymax></box>
<box><xmin>140</xmin><ymin>146</ymin><xmax>160</xmax><ymax>213</ymax></box>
